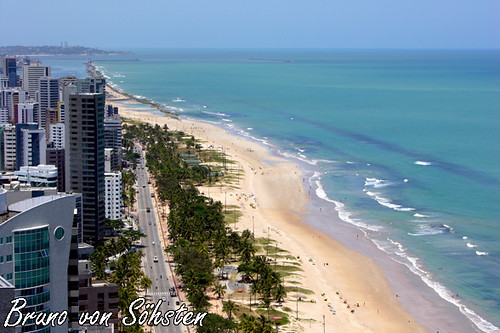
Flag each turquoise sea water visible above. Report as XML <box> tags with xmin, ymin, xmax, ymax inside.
<box><xmin>46</xmin><ymin>49</ymin><xmax>500</xmax><ymax>331</ymax></box>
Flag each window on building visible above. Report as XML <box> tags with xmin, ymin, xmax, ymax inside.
<box><xmin>6</xmin><ymin>236</ymin><xmax>12</xmax><ymax>243</ymax></box>
<box><xmin>6</xmin><ymin>254</ymin><xmax>12</xmax><ymax>262</ymax></box>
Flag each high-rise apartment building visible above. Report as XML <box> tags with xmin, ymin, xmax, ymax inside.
<box><xmin>0</xmin><ymin>107</ymin><xmax>9</xmax><ymax>124</ymax></box>
<box><xmin>46</xmin><ymin>145</ymin><xmax>65</xmax><ymax>192</ymax></box>
<box><xmin>4</xmin><ymin>57</ymin><xmax>17</xmax><ymax>88</ymax></box>
<box><xmin>15</xmin><ymin>123</ymin><xmax>46</xmax><ymax>169</ymax></box>
<box><xmin>1</xmin><ymin>88</ymin><xmax>29</xmax><ymax>120</ymax></box>
<box><xmin>22</xmin><ymin>63</ymin><xmax>50</xmax><ymax>99</ymax></box>
<box><xmin>15</xmin><ymin>101</ymin><xmax>38</xmax><ymax>124</ymax></box>
<box><xmin>57</xmin><ymin>101</ymin><xmax>66</xmax><ymax>123</ymax></box>
<box><xmin>104</xmin><ymin>116</ymin><xmax>122</xmax><ymax>171</ymax></box>
<box><xmin>68</xmin><ymin>93</ymin><xmax>105</xmax><ymax>244</ymax></box>
<box><xmin>105</xmin><ymin>172</ymin><xmax>122</xmax><ymax>220</ymax></box>
<box><xmin>38</xmin><ymin>76</ymin><xmax>59</xmax><ymax>128</ymax></box>
<box><xmin>49</xmin><ymin>123</ymin><xmax>65</xmax><ymax>149</ymax></box>
<box><xmin>77</xmin><ymin>77</ymin><xmax>106</xmax><ymax>94</ymax></box>
<box><xmin>0</xmin><ymin>77</ymin><xmax>9</xmax><ymax>90</ymax></box>
<box><xmin>2</xmin><ymin>124</ymin><xmax>16</xmax><ymax>171</ymax></box>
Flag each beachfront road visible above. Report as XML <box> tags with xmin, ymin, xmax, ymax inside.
<box><xmin>134</xmin><ymin>144</ymin><xmax>187</xmax><ymax>333</ymax></box>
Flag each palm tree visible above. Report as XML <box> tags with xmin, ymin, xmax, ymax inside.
<box><xmin>222</xmin><ymin>300</ymin><xmax>236</xmax><ymax>321</ymax></box>
<box><xmin>256</xmin><ymin>315</ymin><xmax>274</xmax><ymax>333</ymax></box>
<box><xmin>213</xmin><ymin>282</ymin><xmax>227</xmax><ymax>299</ymax></box>
<box><xmin>238</xmin><ymin>313</ymin><xmax>256</xmax><ymax>333</ymax></box>
<box><xmin>239</xmin><ymin>239</ymin><xmax>256</xmax><ymax>264</ymax></box>
<box><xmin>273</xmin><ymin>282</ymin><xmax>287</xmax><ymax>303</ymax></box>
<box><xmin>139</xmin><ymin>276</ymin><xmax>152</xmax><ymax>292</ymax></box>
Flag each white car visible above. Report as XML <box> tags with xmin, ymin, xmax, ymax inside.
<box><xmin>153</xmin><ymin>256</ymin><xmax>158</xmax><ymax>262</ymax></box>
<box><xmin>152</xmin><ymin>241</ymin><xmax>155</xmax><ymax>245</ymax></box>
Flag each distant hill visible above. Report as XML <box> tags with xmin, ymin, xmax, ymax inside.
<box><xmin>0</xmin><ymin>45</ymin><xmax>130</xmax><ymax>56</ymax></box>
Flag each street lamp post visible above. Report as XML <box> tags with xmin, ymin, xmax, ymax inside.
<box><xmin>252</xmin><ymin>216</ymin><xmax>254</xmax><ymax>238</ymax></box>
<box><xmin>296</xmin><ymin>286</ymin><xmax>299</xmax><ymax>319</ymax></box>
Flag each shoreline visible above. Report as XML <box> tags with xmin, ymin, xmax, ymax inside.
<box><xmin>106</xmin><ymin>84</ymin><xmax>473</xmax><ymax>332</ymax></box>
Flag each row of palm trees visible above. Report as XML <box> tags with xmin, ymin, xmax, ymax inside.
<box><xmin>121</xmin><ymin>169</ymin><xmax>137</xmax><ymax>209</ymax></box>
<box><xmin>122</xmin><ymin>122</ymin><xmax>285</xmax><ymax>332</ymax></box>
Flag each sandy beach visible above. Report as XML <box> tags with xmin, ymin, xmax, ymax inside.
<box><xmin>108</xmin><ymin>86</ymin><xmax>427</xmax><ymax>332</ymax></box>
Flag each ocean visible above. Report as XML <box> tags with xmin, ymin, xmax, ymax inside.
<box><xmin>43</xmin><ymin>49</ymin><xmax>500</xmax><ymax>331</ymax></box>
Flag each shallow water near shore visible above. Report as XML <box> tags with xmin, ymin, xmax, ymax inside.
<box><xmin>45</xmin><ymin>49</ymin><xmax>500</xmax><ymax>332</ymax></box>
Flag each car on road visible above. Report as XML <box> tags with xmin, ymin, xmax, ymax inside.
<box><xmin>153</xmin><ymin>256</ymin><xmax>158</xmax><ymax>262</ymax></box>
<box><xmin>146</xmin><ymin>207</ymin><xmax>151</xmax><ymax>213</ymax></box>
<box><xmin>152</xmin><ymin>241</ymin><xmax>155</xmax><ymax>245</ymax></box>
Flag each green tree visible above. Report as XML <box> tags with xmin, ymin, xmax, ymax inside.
<box><xmin>222</xmin><ymin>300</ymin><xmax>236</xmax><ymax>321</ymax></box>
<box><xmin>213</xmin><ymin>282</ymin><xmax>227</xmax><ymax>300</ymax></box>
<box><xmin>197</xmin><ymin>313</ymin><xmax>236</xmax><ymax>333</ymax></box>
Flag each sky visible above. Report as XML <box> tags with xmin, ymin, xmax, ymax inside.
<box><xmin>1</xmin><ymin>0</ymin><xmax>499</xmax><ymax>50</ymax></box>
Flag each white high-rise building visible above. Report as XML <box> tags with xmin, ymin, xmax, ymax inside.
<box><xmin>22</xmin><ymin>63</ymin><xmax>50</xmax><ymax>99</ymax></box>
<box><xmin>2</xmin><ymin>124</ymin><xmax>16</xmax><ymax>171</ymax></box>
<box><xmin>105</xmin><ymin>172</ymin><xmax>122</xmax><ymax>220</ymax></box>
<box><xmin>49</xmin><ymin>123</ymin><xmax>65</xmax><ymax>149</ymax></box>
<box><xmin>15</xmin><ymin>101</ymin><xmax>38</xmax><ymax>123</ymax></box>
<box><xmin>18</xmin><ymin>127</ymin><xmax>46</xmax><ymax>168</ymax></box>
<box><xmin>0</xmin><ymin>107</ymin><xmax>9</xmax><ymax>124</ymax></box>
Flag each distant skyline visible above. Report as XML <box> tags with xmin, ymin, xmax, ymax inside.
<box><xmin>1</xmin><ymin>0</ymin><xmax>499</xmax><ymax>50</ymax></box>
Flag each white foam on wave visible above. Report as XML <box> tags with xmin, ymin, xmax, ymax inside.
<box><xmin>310</xmin><ymin>173</ymin><xmax>382</xmax><ymax>232</ymax></box>
<box><xmin>365</xmin><ymin>177</ymin><xmax>392</xmax><ymax>188</ymax></box>
<box><xmin>279</xmin><ymin>150</ymin><xmax>315</xmax><ymax>166</ymax></box>
<box><xmin>443</xmin><ymin>224</ymin><xmax>454</xmax><ymax>233</ymax></box>
<box><xmin>247</xmin><ymin>128</ymin><xmax>253</xmax><ymax>130</ymax></box>
<box><xmin>466</xmin><ymin>243</ymin><xmax>477</xmax><ymax>248</ymax></box>
<box><xmin>462</xmin><ymin>236</ymin><xmax>468</xmax><ymax>240</ymax></box>
<box><xmin>408</xmin><ymin>225</ymin><xmax>444</xmax><ymax>236</ymax></box>
<box><xmin>305</xmin><ymin>162</ymin><xmax>498</xmax><ymax>332</ymax></box>
<box><xmin>364</xmin><ymin>190</ymin><xmax>416</xmax><ymax>212</ymax></box>
<box><xmin>413</xmin><ymin>213</ymin><xmax>429</xmax><ymax>218</ymax></box>
<box><xmin>222</xmin><ymin>118</ymin><xmax>232</xmax><ymax>122</ymax></box>
<box><xmin>373</xmin><ymin>236</ymin><xmax>499</xmax><ymax>333</ymax></box>
<box><xmin>172</xmin><ymin>97</ymin><xmax>185</xmax><ymax>102</ymax></box>
<box><xmin>414</xmin><ymin>161</ymin><xmax>432</xmax><ymax>166</ymax></box>
<box><xmin>202</xmin><ymin>110</ymin><xmax>230</xmax><ymax>118</ymax></box>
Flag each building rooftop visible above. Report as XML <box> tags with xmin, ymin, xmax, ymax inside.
<box><xmin>9</xmin><ymin>194</ymin><xmax>68</xmax><ymax>213</ymax></box>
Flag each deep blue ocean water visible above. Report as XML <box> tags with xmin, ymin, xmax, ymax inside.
<box><xmin>44</xmin><ymin>49</ymin><xmax>500</xmax><ymax>331</ymax></box>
